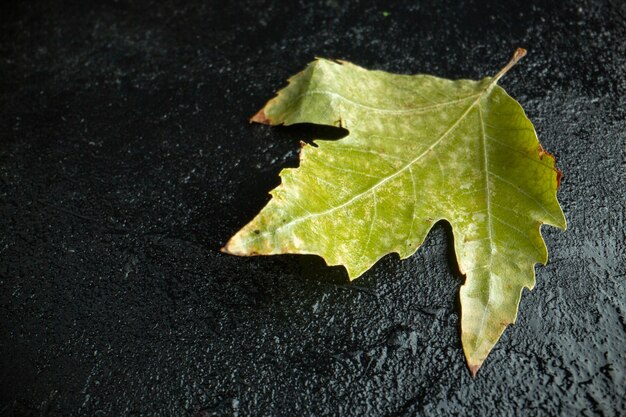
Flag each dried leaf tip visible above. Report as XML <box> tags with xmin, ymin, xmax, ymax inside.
<box><xmin>221</xmin><ymin>238</ymin><xmax>246</xmax><ymax>256</ymax></box>
<box><xmin>220</xmin><ymin>241</ymin><xmax>233</xmax><ymax>254</ymax></box>
<box><xmin>492</xmin><ymin>48</ymin><xmax>527</xmax><ymax>84</ymax></box>
<box><xmin>469</xmin><ymin>364</ymin><xmax>480</xmax><ymax>378</ymax></box>
<box><xmin>250</xmin><ymin>109</ymin><xmax>270</xmax><ymax>124</ymax></box>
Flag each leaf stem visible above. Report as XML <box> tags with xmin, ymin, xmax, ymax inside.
<box><xmin>492</xmin><ymin>48</ymin><xmax>527</xmax><ymax>84</ymax></box>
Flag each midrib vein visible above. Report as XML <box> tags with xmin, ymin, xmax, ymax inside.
<box><xmin>261</xmin><ymin>97</ymin><xmax>482</xmax><ymax>236</ymax></box>
<box><xmin>294</xmin><ymin>90</ymin><xmax>480</xmax><ymax>114</ymax></box>
<box><xmin>474</xmin><ymin>102</ymin><xmax>495</xmax><ymax>348</ymax></box>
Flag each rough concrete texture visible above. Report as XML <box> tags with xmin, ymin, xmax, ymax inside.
<box><xmin>0</xmin><ymin>0</ymin><xmax>624</xmax><ymax>416</ymax></box>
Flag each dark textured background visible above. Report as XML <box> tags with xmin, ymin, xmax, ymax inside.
<box><xmin>1</xmin><ymin>0</ymin><xmax>624</xmax><ymax>416</ymax></box>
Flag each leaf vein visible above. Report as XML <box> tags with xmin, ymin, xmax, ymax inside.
<box><xmin>485</xmin><ymin>134</ymin><xmax>555</xmax><ymax>170</ymax></box>
<box><xmin>492</xmin><ymin>214</ymin><xmax>544</xmax><ymax>258</ymax></box>
<box><xmin>297</xmin><ymin>90</ymin><xmax>480</xmax><ymax>115</ymax></box>
<box><xmin>267</xmin><ymin>99</ymin><xmax>480</xmax><ymax>233</ymax></box>
<box><xmin>487</xmin><ymin>170</ymin><xmax>560</xmax><ymax>224</ymax></box>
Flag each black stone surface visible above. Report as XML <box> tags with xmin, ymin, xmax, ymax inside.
<box><xmin>1</xmin><ymin>1</ymin><xmax>624</xmax><ymax>416</ymax></box>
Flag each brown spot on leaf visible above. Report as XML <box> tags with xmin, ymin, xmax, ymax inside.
<box><xmin>536</xmin><ymin>145</ymin><xmax>563</xmax><ymax>188</ymax></box>
<box><xmin>538</xmin><ymin>145</ymin><xmax>556</xmax><ymax>162</ymax></box>
<box><xmin>537</xmin><ymin>145</ymin><xmax>546</xmax><ymax>159</ymax></box>
<box><xmin>555</xmin><ymin>168</ymin><xmax>563</xmax><ymax>188</ymax></box>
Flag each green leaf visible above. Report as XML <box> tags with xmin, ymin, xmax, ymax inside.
<box><xmin>223</xmin><ymin>49</ymin><xmax>566</xmax><ymax>375</ymax></box>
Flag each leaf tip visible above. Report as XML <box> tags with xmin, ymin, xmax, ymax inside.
<box><xmin>469</xmin><ymin>363</ymin><xmax>481</xmax><ymax>378</ymax></box>
<box><xmin>220</xmin><ymin>240</ymin><xmax>235</xmax><ymax>255</ymax></box>
<box><xmin>464</xmin><ymin>345</ymin><xmax>485</xmax><ymax>377</ymax></box>
<box><xmin>250</xmin><ymin>108</ymin><xmax>271</xmax><ymax>124</ymax></box>
<box><xmin>221</xmin><ymin>235</ymin><xmax>247</xmax><ymax>256</ymax></box>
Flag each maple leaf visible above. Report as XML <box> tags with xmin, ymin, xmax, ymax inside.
<box><xmin>223</xmin><ymin>49</ymin><xmax>566</xmax><ymax>375</ymax></box>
